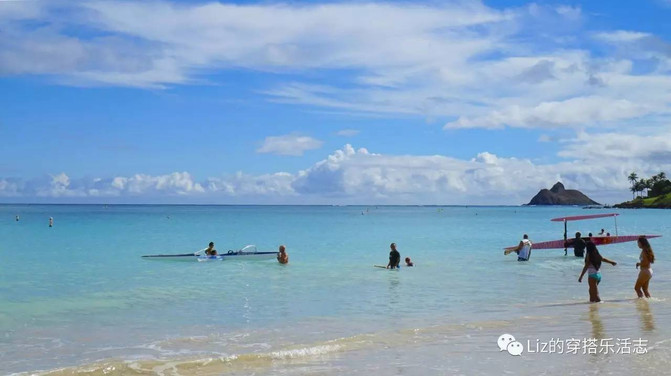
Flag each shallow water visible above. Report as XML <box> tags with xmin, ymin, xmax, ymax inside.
<box><xmin>0</xmin><ymin>205</ymin><xmax>668</xmax><ymax>375</ymax></box>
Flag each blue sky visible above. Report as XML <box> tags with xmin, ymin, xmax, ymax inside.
<box><xmin>1</xmin><ymin>0</ymin><xmax>671</xmax><ymax>204</ymax></box>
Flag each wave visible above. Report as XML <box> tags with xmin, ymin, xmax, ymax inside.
<box><xmin>17</xmin><ymin>320</ymin><xmax>516</xmax><ymax>376</ymax></box>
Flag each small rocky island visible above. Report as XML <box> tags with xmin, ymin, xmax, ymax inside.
<box><xmin>527</xmin><ymin>182</ymin><xmax>600</xmax><ymax>206</ymax></box>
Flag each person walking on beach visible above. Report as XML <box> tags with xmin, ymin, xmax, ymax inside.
<box><xmin>635</xmin><ymin>237</ymin><xmax>655</xmax><ymax>298</ymax></box>
<box><xmin>572</xmin><ymin>232</ymin><xmax>586</xmax><ymax>257</ymax></box>
<box><xmin>387</xmin><ymin>243</ymin><xmax>400</xmax><ymax>269</ymax></box>
<box><xmin>204</xmin><ymin>242</ymin><xmax>217</xmax><ymax>256</ymax></box>
<box><xmin>277</xmin><ymin>245</ymin><xmax>289</xmax><ymax>264</ymax></box>
<box><xmin>578</xmin><ymin>242</ymin><xmax>617</xmax><ymax>303</ymax></box>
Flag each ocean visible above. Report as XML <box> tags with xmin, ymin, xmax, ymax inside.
<box><xmin>1</xmin><ymin>204</ymin><xmax>669</xmax><ymax>375</ymax></box>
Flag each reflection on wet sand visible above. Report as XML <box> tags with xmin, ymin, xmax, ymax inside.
<box><xmin>636</xmin><ymin>299</ymin><xmax>655</xmax><ymax>332</ymax></box>
<box><xmin>589</xmin><ymin>303</ymin><xmax>604</xmax><ymax>340</ymax></box>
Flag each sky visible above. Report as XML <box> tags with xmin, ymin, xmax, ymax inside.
<box><xmin>1</xmin><ymin>0</ymin><xmax>670</xmax><ymax>205</ymax></box>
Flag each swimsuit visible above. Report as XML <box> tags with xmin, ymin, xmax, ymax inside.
<box><xmin>587</xmin><ymin>265</ymin><xmax>601</xmax><ymax>283</ymax></box>
<box><xmin>639</xmin><ymin>255</ymin><xmax>652</xmax><ymax>278</ymax></box>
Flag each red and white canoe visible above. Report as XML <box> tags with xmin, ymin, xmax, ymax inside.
<box><xmin>505</xmin><ymin>212</ymin><xmax>661</xmax><ymax>251</ymax></box>
<box><xmin>509</xmin><ymin>234</ymin><xmax>662</xmax><ymax>250</ymax></box>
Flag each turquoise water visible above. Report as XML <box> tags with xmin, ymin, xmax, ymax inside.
<box><xmin>0</xmin><ymin>205</ymin><xmax>669</xmax><ymax>375</ymax></box>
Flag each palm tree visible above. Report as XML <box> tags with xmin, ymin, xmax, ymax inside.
<box><xmin>634</xmin><ymin>181</ymin><xmax>646</xmax><ymax>198</ymax></box>
<box><xmin>628</xmin><ymin>172</ymin><xmax>638</xmax><ymax>199</ymax></box>
<box><xmin>657</xmin><ymin>172</ymin><xmax>667</xmax><ymax>182</ymax></box>
<box><xmin>643</xmin><ymin>179</ymin><xmax>654</xmax><ymax>197</ymax></box>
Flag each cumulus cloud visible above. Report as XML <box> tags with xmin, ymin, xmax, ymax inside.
<box><xmin>0</xmin><ymin>178</ymin><xmax>21</xmax><ymax>197</ymax></box>
<box><xmin>257</xmin><ymin>134</ymin><xmax>323</xmax><ymax>156</ymax></box>
<box><xmin>3</xmin><ymin>139</ymin><xmax>671</xmax><ymax>204</ymax></box>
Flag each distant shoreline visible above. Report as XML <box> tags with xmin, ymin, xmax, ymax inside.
<box><xmin>1</xmin><ymin>203</ymin><xmax>526</xmax><ymax>207</ymax></box>
<box><xmin>614</xmin><ymin>193</ymin><xmax>671</xmax><ymax>209</ymax></box>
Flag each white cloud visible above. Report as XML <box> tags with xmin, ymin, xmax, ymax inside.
<box><xmin>206</xmin><ymin>172</ymin><xmax>295</xmax><ymax>196</ymax></box>
<box><xmin>0</xmin><ymin>178</ymin><xmax>21</xmax><ymax>197</ymax></box>
<box><xmin>335</xmin><ymin>129</ymin><xmax>360</xmax><ymax>137</ymax></box>
<box><xmin>1</xmin><ymin>1</ymin><xmax>670</xmax><ymax>133</ymax></box>
<box><xmin>2</xmin><ymin>139</ymin><xmax>671</xmax><ymax>204</ymax></box>
<box><xmin>558</xmin><ymin>131</ymin><xmax>671</xmax><ymax>162</ymax></box>
<box><xmin>593</xmin><ymin>30</ymin><xmax>652</xmax><ymax>44</ymax></box>
<box><xmin>108</xmin><ymin>172</ymin><xmax>205</xmax><ymax>195</ymax></box>
<box><xmin>444</xmin><ymin>96</ymin><xmax>655</xmax><ymax>130</ymax></box>
<box><xmin>257</xmin><ymin>134</ymin><xmax>323</xmax><ymax>156</ymax></box>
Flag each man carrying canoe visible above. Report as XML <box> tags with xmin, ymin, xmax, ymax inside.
<box><xmin>505</xmin><ymin>234</ymin><xmax>532</xmax><ymax>261</ymax></box>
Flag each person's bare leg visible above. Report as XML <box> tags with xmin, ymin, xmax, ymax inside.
<box><xmin>635</xmin><ymin>274</ymin><xmax>645</xmax><ymax>298</ymax></box>
<box><xmin>588</xmin><ymin>278</ymin><xmax>600</xmax><ymax>302</ymax></box>
<box><xmin>635</xmin><ymin>271</ymin><xmax>651</xmax><ymax>298</ymax></box>
<box><xmin>642</xmin><ymin>274</ymin><xmax>651</xmax><ymax>298</ymax></box>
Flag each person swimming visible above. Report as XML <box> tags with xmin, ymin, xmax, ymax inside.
<box><xmin>405</xmin><ymin>257</ymin><xmax>414</xmax><ymax>267</ymax></box>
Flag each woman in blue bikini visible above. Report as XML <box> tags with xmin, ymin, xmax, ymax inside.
<box><xmin>578</xmin><ymin>242</ymin><xmax>617</xmax><ymax>302</ymax></box>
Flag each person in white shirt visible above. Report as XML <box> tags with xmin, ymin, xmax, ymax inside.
<box><xmin>510</xmin><ymin>234</ymin><xmax>532</xmax><ymax>261</ymax></box>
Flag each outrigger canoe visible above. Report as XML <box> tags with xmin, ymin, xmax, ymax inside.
<box><xmin>512</xmin><ymin>234</ymin><xmax>662</xmax><ymax>250</ymax></box>
<box><xmin>504</xmin><ymin>213</ymin><xmax>661</xmax><ymax>253</ymax></box>
<box><xmin>142</xmin><ymin>245</ymin><xmax>277</xmax><ymax>261</ymax></box>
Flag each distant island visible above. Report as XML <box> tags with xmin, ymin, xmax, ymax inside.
<box><xmin>615</xmin><ymin>172</ymin><xmax>670</xmax><ymax>209</ymax></box>
<box><xmin>527</xmin><ymin>182</ymin><xmax>600</xmax><ymax>206</ymax></box>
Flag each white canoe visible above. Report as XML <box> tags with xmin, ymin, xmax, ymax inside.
<box><xmin>142</xmin><ymin>245</ymin><xmax>277</xmax><ymax>261</ymax></box>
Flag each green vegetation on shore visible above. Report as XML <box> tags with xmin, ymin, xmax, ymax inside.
<box><xmin>615</xmin><ymin>172</ymin><xmax>671</xmax><ymax>208</ymax></box>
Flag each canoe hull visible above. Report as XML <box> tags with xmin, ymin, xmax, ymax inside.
<box><xmin>505</xmin><ymin>235</ymin><xmax>661</xmax><ymax>251</ymax></box>
<box><xmin>142</xmin><ymin>251</ymin><xmax>277</xmax><ymax>261</ymax></box>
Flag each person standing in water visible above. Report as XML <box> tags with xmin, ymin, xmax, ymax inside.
<box><xmin>387</xmin><ymin>243</ymin><xmax>400</xmax><ymax>269</ymax></box>
<box><xmin>635</xmin><ymin>237</ymin><xmax>655</xmax><ymax>298</ymax></box>
<box><xmin>572</xmin><ymin>232</ymin><xmax>586</xmax><ymax>257</ymax></box>
<box><xmin>578</xmin><ymin>242</ymin><xmax>617</xmax><ymax>302</ymax></box>
<box><xmin>49</xmin><ymin>217</ymin><xmax>53</xmax><ymax>227</ymax></box>
<box><xmin>16</xmin><ymin>215</ymin><xmax>19</xmax><ymax>222</ymax></box>
<box><xmin>277</xmin><ymin>245</ymin><xmax>289</xmax><ymax>264</ymax></box>
<box><xmin>506</xmin><ymin>234</ymin><xmax>532</xmax><ymax>261</ymax></box>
